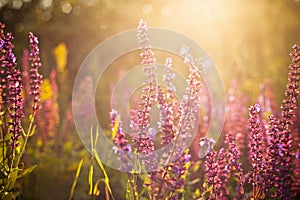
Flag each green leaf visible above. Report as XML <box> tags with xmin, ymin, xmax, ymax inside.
<box><xmin>0</xmin><ymin>143</ymin><xmax>6</xmax><ymax>163</ymax></box>
<box><xmin>4</xmin><ymin>132</ymin><xmax>12</xmax><ymax>141</ymax></box>
<box><xmin>28</xmin><ymin>125</ymin><xmax>36</xmax><ymax>137</ymax></box>
<box><xmin>111</xmin><ymin>115</ymin><xmax>120</xmax><ymax>140</ymax></box>
<box><xmin>68</xmin><ymin>159</ymin><xmax>83</xmax><ymax>200</ymax></box>
<box><xmin>88</xmin><ymin>165</ymin><xmax>93</xmax><ymax>195</ymax></box>
<box><xmin>93</xmin><ymin>179</ymin><xmax>101</xmax><ymax>196</ymax></box>
<box><xmin>0</xmin><ymin>162</ymin><xmax>10</xmax><ymax>176</ymax></box>
<box><xmin>2</xmin><ymin>191</ymin><xmax>15</xmax><ymax>200</ymax></box>
<box><xmin>17</xmin><ymin>165</ymin><xmax>37</xmax><ymax>178</ymax></box>
<box><xmin>15</xmin><ymin>137</ymin><xmax>23</xmax><ymax>155</ymax></box>
<box><xmin>5</xmin><ymin>168</ymin><xmax>18</xmax><ymax>191</ymax></box>
<box><xmin>91</xmin><ymin>126</ymin><xmax>114</xmax><ymax>200</ymax></box>
<box><xmin>93</xmin><ymin>149</ymin><xmax>114</xmax><ymax>200</ymax></box>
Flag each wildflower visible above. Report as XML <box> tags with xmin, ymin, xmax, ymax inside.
<box><xmin>131</xmin><ymin>19</ymin><xmax>157</xmax><ymax>171</ymax></box>
<box><xmin>199</xmin><ymin>136</ymin><xmax>215</xmax><ymax>158</ymax></box>
<box><xmin>292</xmin><ymin>142</ymin><xmax>300</xmax><ymax>197</ymax></box>
<box><xmin>137</xmin><ymin>19</ymin><xmax>156</xmax><ymax>68</ymax></box>
<box><xmin>29</xmin><ymin>32</ymin><xmax>43</xmax><ymax>112</ymax></box>
<box><xmin>171</xmin><ymin>46</ymin><xmax>202</xmax><ymax>157</ymax></box>
<box><xmin>204</xmin><ymin>149</ymin><xmax>218</xmax><ymax>199</ymax></box>
<box><xmin>0</xmin><ymin>22</ymin><xmax>7</xmax><ymax>97</ymax></box>
<box><xmin>225</xmin><ymin>132</ymin><xmax>244</xmax><ymax>198</ymax></box>
<box><xmin>110</xmin><ymin>109</ymin><xmax>132</xmax><ymax>171</ymax></box>
<box><xmin>273</xmin><ymin>44</ymin><xmax>300</xmax><ymax>199</ymax></box>
<box><xmin>158</xmin><ymin>58</ymin><xmax>179</xmax><ymax>149</ymax></box>
<box><xmin>248</xmin><ymin>104</ymin><xmax>266</xmax><ymax>198</ymax></box>
<box><xmin>1</xmin><ymin>30</ymin><xmax>24</xmax><ymax>154</ymax></box>
<box><xmin>168</xmin><ymin>151</ymin><xmax>191</xmax><ymax>200</ymax></box>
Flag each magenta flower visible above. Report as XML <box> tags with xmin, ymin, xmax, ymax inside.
<box><xmin>110</xmin><ymin>109</ymin><xmax>132</xmax><ymax>171</ymax></box>
<box><xmin>205</xmin><ymin>149</ymin><xmax>218</xmax><ymax>199</ymax></box>
<box><xmin>248</xmin><ymin>104</ymin><xmax>267</xmax><ymax>198</ymax></box>
<box><xmin>0</xmin><ymin>28</ymin><xmax>24</xmax><ymax>154</ymax></box>
<box><xmin>225</xmin><ymin>132</ymin><xmax>244</xmax><ymax>199</ymax></box>
<box><xmin>292</xmin><ymin>142</ymin><xmax>300</xmax><ymax>197</ymax></box>
<box><xmin>130</xmin><ymin>20</ymin><xmax>157</xmax><ymax>172</ymax></box>
<box><xmin>29</xmin><ymin>32</ymin><xmax>43</xmax><ymax>112</ymax></box>
<box><xmin>273</xmin><ymin>44</ymin><xmax>300</xmax><ymax>199</ymax></box>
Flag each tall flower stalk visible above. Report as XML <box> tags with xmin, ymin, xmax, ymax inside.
<box><xmin>131</xmin><ymin>19</ymin><xmax>157</xmax><ymax>172</ymax></box>
<box><xmin>274</xmin><ymin>44</ymin><xmax>299</xmax><ymax>199</ymax></box>
<box><xmin>110</xmin><ymin>20</ymin><xmax>203</xmax><ymax>199</ymax></box>
<box><xmin>248</xmin><ymin>104</ymin><xmax>266</xmax><ymax>199</ymax></box>
<box><xmin>106</xmin><ymin>20</ymin><xmax>300</xmax><ymax>200</ymax></box>
<box><xmin>0</xmin><ymin>27</ymin><xmax>24</xmax><ymax>158</ymax></box>
<box><xmin>247</xmin><ymin>44</ymin><xmax>300</xmax><ymax>199</ymax></box>
<box><xmin>0</xmin><ymin>22</ymin><xmax>43</xmax><ymax>199</ymax></box>
<box><xmin>203</xmin><ymin>133</ymin><xmax>244</xmax><ymax>200</ymax></box>
<box><xmin>28</xmin><ymin>32</ymin><xmax>43</xmax><ymax>113</ymax></box>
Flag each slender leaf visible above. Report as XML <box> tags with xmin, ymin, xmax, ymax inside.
<box><xmin>69</xmin><ymin>158</ymin><xmax>83</xmax><ymax>200</ymax></box>
<box><xmin>93</xmin><ymin>179</ymin><xmax>102</xmax><ymax>196</ymax></box>
<box><xmin>111</xmin><ymin>115</ymin><xmax>120</xmax><ymax>140</ymax></box>
<box><xmin>93</xmin><ymin>149</ymin><xmax>114</xmax><ymax>200</ymax></box>
<box><xmin>4</xmin><ymin>169</ymin><xmax>18</xmax><ymax>191</ymax></box>
<box><xmin>28</xmin><ymin>125</ymin><xmax>36</xmax><ymax>137</ymax></box>
<box><xmin>88</xmin><ymin>165</ymin><xmax>93</xmax><ymax>195</ymax></box>
<box><xmin>18</xmin><ymin>164</ymin><xmax>37</xmax><ymax>178</ymax></box>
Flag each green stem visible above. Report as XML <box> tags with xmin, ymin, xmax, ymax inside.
<box><xmin>15</xmin><ymin>112</ymin><xmax>36</xmax><ymax>168</ymax></box>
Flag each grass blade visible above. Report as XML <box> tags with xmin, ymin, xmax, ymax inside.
<box><xmin>68</xmin><ymin>158</ymin><xmax>83</xmax><ymax>200</ymax></box>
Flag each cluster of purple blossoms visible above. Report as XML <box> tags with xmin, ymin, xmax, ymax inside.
<box><xmin>29</xmin><ymin>32</ymin><xmax>43</xmax><ymax>112</ymax></box>
<box><xmin>274</xmin><ymin>44</ymin><xmax>299</xmax><ymax>199</ymax></box>
<box><xmin>111</xmin><ymin>20</ymin><xmax>204</xmax><ymax>199</ymax></box>
<box><xmin>225</xmin><ymin>132</ymin><xmax>244</xmax><ymax>199</ymax></box>
<box><xmin>248</xmin><ymin>104</ymin><xmax>266</xmax><ymax>195</ymax></box>
<box><xmin>247</xmin><ymin>44</ymin><xmax>300</xmax><ymax>199</ymax></box>
<box><xmin>110</xmin><ymin>109</ymin><xmax>132</xmax><ymax>171</ymax></box>
<box><xmin>204</xmin><ymin>149</ymin><xmax>219</xmax><ymax>199</ymax></box>
<box><xmin>292</xmin><ymin>142</ymin><xmax>300</xmax><ymax>196</ymax></box>
<box><xmin>204</xmin><ymin>132</ymin><xmax>244</xmax><ymax>199</ymax></box>
<box><xmin>110</xmin><ymin>19</ymin><xmax>299</xmax><ymax>199</ymax></box>
<box><xmin>0</xmin><ymin>22</ymin><xmax>42</xmax><ymax>156</ymax></box>
<box><xmin>158</xmin><ymin>58</ymin><xmax>177</xmax><ymax>147</ymax></box>
<box><xmin>0</xmin><ymin>26</ymin><xmax>24</xmax><ymax>154</ymax></box>
<box><xmin>131</xmin><ymin>19</ymin><xmax>158</xmax><ymax>172</ymax></box>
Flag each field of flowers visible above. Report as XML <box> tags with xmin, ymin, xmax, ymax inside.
<box><xmin>1</xmin><ymin>18</ymin><xmax>300</xmax><ymax>200</ymax></box>
<box><xmin>0</xmin><ymin>1</ymin><xmax>300</xmax><ymax>200</ymax></box>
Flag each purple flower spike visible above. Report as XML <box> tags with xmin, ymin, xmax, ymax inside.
<box><xmin>1</xmin><ymin>29</ymin><xmax>24</xmax><ymax>154</ymax></box>
<box><xmin>29</xmin><ymin>32</ymin><xmax>43</xmax><ymax>112</ymax></box>
<box><xmin>110</xmin><ymin>109</ymin><xmax>133</xmax><ymax>171</ymax></box>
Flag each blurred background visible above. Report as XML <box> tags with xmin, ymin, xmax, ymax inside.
<box><xmin>1</xmin><ymin>0</ymin><xmax>300</xmax><ymax>199</ymax></box>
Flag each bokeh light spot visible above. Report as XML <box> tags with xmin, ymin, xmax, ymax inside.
<box><xmin>40</xmin><ymin>0</ymin><xmax>53</xmax><ymax>9</ymax></box>
<box><xmin>61</xmin><ymin>1</ymin><xmax>72</xmax><ymax>14</ymax></box>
